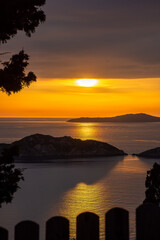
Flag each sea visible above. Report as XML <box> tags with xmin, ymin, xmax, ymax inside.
<box><xmin>0</xmin><ymin>118</ymin><xmax>160</xmax><ymax>240</ymax></box>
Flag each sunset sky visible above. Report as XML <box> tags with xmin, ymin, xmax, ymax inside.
<box><xmin>1</xmin><ymin>0</ymin><xmax>160</xmax><ymax>117</ymax></box>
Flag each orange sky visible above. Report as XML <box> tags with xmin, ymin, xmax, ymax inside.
<box><xmin>1</xmin><ymin>78</ymin><xmax>160</xmax><ymax>117</ymax></box>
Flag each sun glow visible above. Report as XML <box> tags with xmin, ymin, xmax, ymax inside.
<box><xmin>76</xmin><ymin>79</ymin><xmax>98</xmax><ymax>87</ymax></box>
<box><xmin>1</xmin><ymin>78</ymin><xmax>160</xmax><ymax>117</ymax></box>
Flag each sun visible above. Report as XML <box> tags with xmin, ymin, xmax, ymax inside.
<box><xmin>76</xmin><ymin>79</ymin><xmax>98</xmax><ymax>87</ymax></box>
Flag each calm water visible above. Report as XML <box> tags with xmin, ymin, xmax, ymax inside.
<box><xmin>0</xmin><ymin>118</ymin><xmax>160</xmax><ymax>154</ymax></box>
<box><xmin>0</xmin><ymin>119</ymin><xmax>160</xmax><ymax>239</ymax></box>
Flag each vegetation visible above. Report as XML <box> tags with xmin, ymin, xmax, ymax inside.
<box><xmin>0</xmin><ymin>0</ymin><xmax>46</xmax><ymax>95</ymax></box>
<box><xmin>0</xmin><ymin>50</ymin><xmax>36</xmax><ymax>95</ymax></box>
<box><xmin>0</xmin><ymin>0</ymin><xmax>46</xmax><ymax>206</ymax></box>
<box><xmin>0</xmin><ymin>162</ymin><xmax>24</xmax><ymax>207</ymax></box>
<box><xmin>144</xmin><ymin>162</ymin><xmax>160</xmax><ymax>205</ymax></box>
<box><xmin>0</xmin><ymin>146</ymin><xmax>24</xmax><ymax>207</ymax></box>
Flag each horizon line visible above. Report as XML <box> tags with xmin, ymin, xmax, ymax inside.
<box><xmin>0</xmin><ymin>113</ymin><xmax>160</xmax><ymax>118</ymax></box>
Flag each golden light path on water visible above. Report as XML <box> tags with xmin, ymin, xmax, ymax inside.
<box><xmin>74</xmin><ymin>123</ymin><xmax>99</xmax><ymax>140</ymax></box>
<box><xmin>59</xmin><ymin>182</ymin><xmax>107</xmax><ymax>240</ymax></box>
<box><xmin>57</xmin><ymin>156</ymin><xmax>148</xmax><ymax>240</ymax></box>
<box><xmin>0</xmin><ymin>121</ymin><xmax>160</xmax><ymax>240</ymax></box>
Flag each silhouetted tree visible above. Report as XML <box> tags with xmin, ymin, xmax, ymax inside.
<box><xmin>0</xmin><ymin>0</ymin><xmax>46</xmax><ymax>94</ymax></box>
<box><xmin>0</xmin><ymin>50</ymin><xmax>36</xmax><ymax>95</ymax></box>
<box><xmin>0</xmin><ymin>0</ymin><xmax>46</xmax><ymax>43</ymax></box>
<box><xmin>0</xmin><ymin>145</ymin><xmax>24</xmax><ymax>207</ymax></box>
<box><xmin>0</xmin><ymin>0</ymin><xmax>46</xmax><ymax>206</ymax></box>
<box><xmin>0</xmin><ymin>163</ymin><xmax>24</xmax><ymax>207</ymax></box>
<box><xmin>144</xmin><ymin>162</ymin><xmax>160</xmax><ymax>205</ymax></box>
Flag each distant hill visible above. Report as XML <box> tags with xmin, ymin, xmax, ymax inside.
<box><xmin>138</xmin><ymin>147</ymin><xmax>160</xmax><ymax>159</ymax></box>
<box><xmin>0</xmin><ymin>134</ymin><xmax>127</xmax><ymax>162</ymax></box>
<box><xmin>68</xmin><ymin>113</ymin><xmax>160</xmax><ymax>123</ymax></box>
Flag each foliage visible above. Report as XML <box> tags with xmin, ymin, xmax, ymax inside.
<box><xmin>0</xmin><ymin>0</ymin><xmax>46</xmax><ymax>43</ymax></box>
<box><xmin>0</xmin><ymin>163</ymin><xmax>24</xmax><ymax>207</ymax></box>
<box><xmin>0</xmin><ymin>0</ymin><xmax>46</xmax><ymax>205</ymax></box>
<box><xmin>0</xmin><ymin>0</ymin><xmax>46</xmax><ymax>94</ymax></box>
<box><xmin>144</xmin><ymin>162</ymin><xmax>160</xmax><ymax>205</ymax></box>
<box><xmin>0</xmin><ymin>50</ymin><xmax>36</xmax><ymax>95</ymax></box>
<box><xmin>0</xmin><ymin>146</ymin><xmax>24</xmax><ymax>207</ymax></box>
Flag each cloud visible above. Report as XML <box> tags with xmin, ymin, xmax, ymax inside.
<box><xmin>3</xmin><ymin>0</ymin><xmax>160</xmax><ymax>78</ymax></box>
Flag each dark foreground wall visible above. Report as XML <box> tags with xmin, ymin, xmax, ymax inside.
<box><xmin>0</xmin><ymin>204</ymin><xmax>160</xmax><ymax>240</ymax></box>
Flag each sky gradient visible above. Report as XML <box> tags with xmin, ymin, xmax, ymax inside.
<box><xmin>1</xmin><ymin>0</ymin><xmax>160</xmax><ymax>117</ymax></box>
<box><xmin>1</xmin><ymin>78</ymin><xmax>160</xmax><ymax>117</ymax></box>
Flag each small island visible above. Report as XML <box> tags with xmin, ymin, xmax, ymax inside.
<box><xmin>0</xmin><ymin>134</ymin><xmax>127</xmax><ymax>162</ymax></box>
<box><xmin>67</xmin><ymin>113</ymin><xmax>160</xmax><ymax>123</ymax></box>
<box><xmin>138</xmin><ymin>147</ymin><xmax>160</xmax><ymax>159</ymax></box>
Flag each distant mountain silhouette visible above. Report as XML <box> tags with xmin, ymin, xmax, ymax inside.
<box><xmin>68</xmin><ymin>113</ymin><xmax>160</xmax><ymax>123</ymax></box>
<box><xmin>0</xmin><ymin>134</ymin><xmax>127</xmax><ymax>162</ymax></box>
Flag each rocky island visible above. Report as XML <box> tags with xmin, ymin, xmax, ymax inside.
<box><xmin>138</xmin><ymin>147</ymin><xmax>160</xmax><ymax>159</ymax></box>
<box><xmin>0</xmin><ymin>134</ymin><xmax>127</xmax><ymax>162</ymax></box>
<box><xmin>68</xmin><ymin>113</ymin><xmax>160</xmax><ymax>123</ymax></box>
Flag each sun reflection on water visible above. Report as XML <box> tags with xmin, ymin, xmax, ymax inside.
<box><xmin>113</xmin><ymin>155</ymin><xmax>147</xmax><ymax>174</ymax></box>
<box><xmin>74</xmin><ymin>123</ymin><xmax>99</xmax><ymax>140</ymax></box>
<box><xmin>59</xmin><ymin>182</ymin><xmax>107</xmax><ymax>239</ymax></box>
<box><xmin>57</xmin><ymin>156</ymin><xmax>152</xmax><ymax>240</ymax></box>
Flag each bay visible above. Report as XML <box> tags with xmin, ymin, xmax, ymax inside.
<box><xmin>0</xmin><ymin>119</ymin><xmax>160</xmax><ymax>239</ymax></box>
<box><xmin>0</xmin><ymin>118</ymin><xmax>160</xmax><ymax>154</ymax></box>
